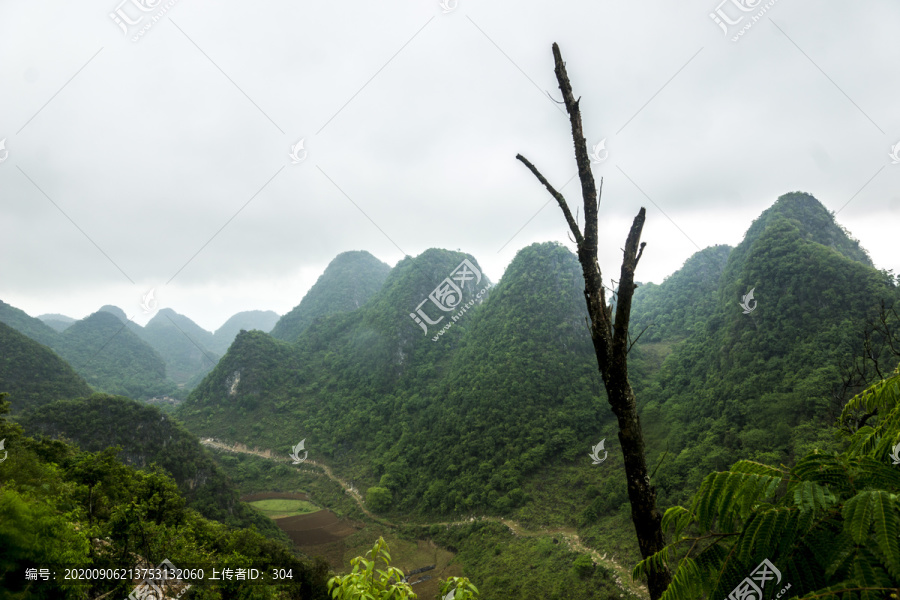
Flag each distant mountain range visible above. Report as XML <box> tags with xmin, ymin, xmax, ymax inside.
<box><xmin>2</xmin><ymin>191</ymin><xmax>898</xmax><ymax>600</ymax></box>
<box><xmin>173</xmin><ymin>191</ymin><xmax>899</xmax><ymax>524</ymax></box>
<box><xmin>269</xmin><ymin>250</ymin><xmax>391</xmax><ymax>343</ymax></box>
<box><xmin>0</xmin><ymin>301</ymin><xmax>280</xmax><ymax>400</ymax></box>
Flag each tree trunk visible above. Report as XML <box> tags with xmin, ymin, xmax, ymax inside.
<box><xmin>516</xmin><ymin>42</ymin><xmax>672</xmax><ymax>599</ymax></box>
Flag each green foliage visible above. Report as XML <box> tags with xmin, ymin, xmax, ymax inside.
<box><xmin>57</xmin><ymin>311</ymin><xmax>176</xmax><ymax>400</ymax></box>
<box><xmin>572</xmin><ymin>554</ymin><xmax>595</xmax><ymax>578</ymax></box>
<box><xmin>414</xmin><ymin>520</ymin><xmax>624</xmax><ymax>600</ymax></box>
<box><xmin>271</xmin><ymin>250</ymin><xmax>391</xmax><ymax>342</ymax></box>
<box><xmin>641</xmin><ymin>193</ymin><xmax>900</xmax><ymax>507</ymax></box>
<box><xmin>633</xmin><ymin>367</ymin><xmax>900</xmax><ymax>600</ymax></box>
<box><xmin>15</xmin><ymin>393</ymin><xmax>283</xmax><ymax>538</ymax></box>
<box><xmin>0</xmin><ymin>393</ymin><xmax>332</xmax><ymax>599</ymax></box>
<box><xmin>0</xmin><ymin>321</ymin><xmax>94</xmax><ymax>414</ymax></box>
<box><xmin>327</xmin><ymin>537</ymin><xmax>418</xmax><ymax>600</ymax></box>
<box><xmin>367</xmin><ymin>487</ymin><xmax>393</xmax><ymax>513</ymax></box>
<box><xmin>439</xmin><ymin>576</ymin><xmax>479</xmax><ymax>600</ymax></box>
<box><xmin>139</xmin><ymin>308</ymin><xmax>220</xmax><ymax>385</ymax></box>
<box><xmin>178</xmin><ymin>243</ymin><xmax>605</xmax><ymax>520</ymax></box>
<box><xmin>0</xmin><ymin>302</ymin><xmax>178</xmax><ymax>400</ymax></box>
<box><xmin>629</xmin><ymin>244</ymin><xmax>732</xmax><ymax>343</ymax></box>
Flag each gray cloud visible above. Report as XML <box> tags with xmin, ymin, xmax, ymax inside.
<box><xmin>1</xmin><ymin>0</ymin><xmax>897</xmax><ymax>332</ymax></box>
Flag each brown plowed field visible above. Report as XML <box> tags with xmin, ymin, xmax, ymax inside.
<box><xmin>240</xmin><ymin>491</ymin><xmax>309</xmax><ymax>502</ymax></box>
<box><xmin>277</xmin><ymin>510</ymin><xmax>357</xmax><ymax>546</ymax></box>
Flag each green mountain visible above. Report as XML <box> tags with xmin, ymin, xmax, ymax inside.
<box><xmin>37</xmin><ymin>313</ymin><xmax>75</xmax><ymax>332</ymax></box>
<box><xmin>211</xmin><ymin>309</ymin><xmax>280</xmax><ymax>354</ymax></box>
<box><xmin>1</xmin><ymin>394</ymin><xmax>330</xmax><ymax>600</ymax></box>
<box><xmin>0</xmin><ymin>300</ymin><xmax>61</xmax><ymax>347</ymax></box>
<box><xmin>0</xmin><ymin>302</ymin><xmax>176</xmax><ymax>400</ymax></box>
<box><xmin>177</xmin><ymin>192</ymin><xmax>898</xmax><ymax>525</ymax></box>
<box><xmin>629</xmin><ymin>244</ymin><xmax>732</xmax><ymax>344</ymax></box>
<box><xmin>269</xmin><ymin>250</ymin><xmax>391</xmax><ymax>342</ymax></box>
<box><xmin>179</xmin><ymin>244</ymin><xmax>618</xmax><ymax>518</ymax></box>
<box><xmin>59</xmin><ymin>310</ymin><xmax>175</xmax><ymax>400</ymax></box>
<box><xmin>140</xmin><ymin>308</ymin><xmax>220</xmax><ymax>386</ymax></box>
<box><xmin>6</xmin><ymin>189</ymin><xmax>900</xmax><ymax>600</ymax></box>
<box><xmin>640</xmin><ymin>191</ymin><xmax>900</xmax><ymax>505</ymax></box>
<box><xmin>98</xmin><ymin>304</ymin><xmax>129</xmax><ymax>323</ymax></box>
<box><xmin>15</xmin><ymin>393</ymin><xmax>281</xmax><ymax>535</ymax></box>
<box><xmin>0</xmin><ymin>321</ymin><xmax>94</xmax><ymax>414</ymax></box>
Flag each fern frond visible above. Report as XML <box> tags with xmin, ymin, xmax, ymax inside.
<box><xmin>729</xmin><ymin>459</ymin><xmax>789</xmax><ymax>477</ymax></box>
<box><xmin>657</xmin><ymin>557</ymin><xmax>704</xmax><ymax>600</ymax></box>
<box><xmin>851</xmin><ymin>457</ymin><xmax>900</xmax><ymax>493</ymax></box>
<box><xmin>661</xmin><ymin>505</ymin><xmax>695</xmax><ymax>539</ymax></box>
<box><xmin>793</xmin><ymin>480</ymin><xmax>839</xmax><ymax>513</ymax></box>
<box><xmin>869</xmin><ymin>491</ymin><xmax>900</xmax><ymax>580</ymax></box>
<box><xmin>691</xmin><ymin>471</ymin><xmax>783</xmax><ymax>531</ymax></box>
<box><xmin>851</xmin><ymin>546</ymin><xmax>896</xmax><ymax>600</ymax></box>
<box><xmin>841</xmin><ymin>371</ymin><xmax>900</xmax><ymax>424</ymax></box>
<box><xmin>793</xmin><ymin>454</ymin><xmax>853</xmax><ymax>494</ymax></box>
<box><xmin>633</xmin><ymin>542</ymin><xmax>682</xmax><ymax>581</ymax></box>
<box><xmin>843</xmin><ymin>491</ymin><xmax>877</xmax><ymax>544</ymax></box>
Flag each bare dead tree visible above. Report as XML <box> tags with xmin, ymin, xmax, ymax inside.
<box><xmin>516</xmin><ymin>42</ymin><xmax>671</xmax><ymax>599</ymax></box>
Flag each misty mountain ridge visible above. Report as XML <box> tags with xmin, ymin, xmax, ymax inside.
<box><xmin>175</xmin><ymin>191</ymin><xmax>898</xmax><ymax>521</ymax></box>
<box><xmin>2</xmin><ymin>190</ymin><xmax>899</xmax><ymax>600</ymax></box>
<box><xmin>37</xmin><ymin>312</ymin><xmax>76</xmax><ymax>332</ymax></box>
<box><xmin>270</xmin><ymin>250</ymin><xmax>392</xmax><ymax>343</ymax></box>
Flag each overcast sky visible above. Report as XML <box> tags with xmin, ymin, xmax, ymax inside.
<box><xmin>2</xmin><ymin>0</ymin><xmax>898</xmax><ymax>333</ymax></box>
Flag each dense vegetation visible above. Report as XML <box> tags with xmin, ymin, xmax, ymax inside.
<box><xmin>211</xmin><ymin>310</ymin><xmax>280</xmax><ymax>355</ymax></box>
<box><xmin>629</xmin><ymin>244</ymin><xmax>732</xmax><ymax>343</ymax></box>
<box><xmin>0</xmin><ymin>393</ymin><xmax>331</xmax><ymax>600</ymax></box>
<box><xmin>269</xmin><ymin>250</ymin><xmax>392</xmax><ymax>343</ymax></box>
<box><xmin>634</xmin><ymin>364</ymin><xmax>900</xmax><ymax>599</ymax></box>
<box><xmin>0</xmin><ymin>321</ymin><xmax>94</xmax><ymax>413</ymax></box>
<box><xmin>0</xmin><ymin>302</ymin><xmax>280</xmax><ymax>400</ymax></box>
<box><xmin>140</xmin><ymin>308</ymin><xmax>221</xmax><ymax>386</ymax></box>
<box><xmin>4</xmin><ymin>190</ymin><xmax>899</xmax><ymax>598</ymax></box>
<box><xmin>176</xmin><ymin>194</ymin><xmax>899</xmax><ymax>564</ymax></box>
<box><xmin>0</xmin><ymin>303</ymin><xmax>176</xmax><ymax>400</ymax></box>
<box><xmin>639</xmin><ymin>193</ymin><xmax>900</xmax><ymax>510</ymax></box>
<box><xmin>15</xmin><ymin>393</ymin><xmax>281</xmax><ymax>536</ymax></box>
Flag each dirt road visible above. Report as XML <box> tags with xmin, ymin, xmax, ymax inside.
<box><xmin>200</xmin><ymin>438</ymin><xmax>649</xmax><ymax>599</ymax></box>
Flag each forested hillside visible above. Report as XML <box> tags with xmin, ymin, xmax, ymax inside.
<box><xmin>0</xmin><ymin>321</ymin><xmax>94</xmax><ymax>414</ymax></box>
<box><xmin>0</xmin><ymin>301</ymin><xmax>279</xmax><ymax>399</ymax></box>
<box><xmin>639</xmin><ymin>192</ymin><xmax>900</xmax><ymax>508</ymax></box>
<box><xmin>0</xmin><ymin>300</ymin><xmax>61</xmax><ymax>348</ymax></box>
<box><xmin>4</xmin><ymin>190</ymin><xmax>898</xmax><ymax>599</ymax></box>
<box><xmin>176</xmin><ymin>193</ymin><xmax>899</xmax><ymax>565</ymax></box>
<box><xmin>177</xmin><ymin>243</ymin><xmax>608</xmax><ymax>519</ymax></box>
<box><xmin>37</xmin><ymin>313</ymin><xmax>75</xmax><ymax>332</ymax></box>
<box><xmin>0</xmin><ymin>393</ymin><xmax>330</xmax><ymax>600</ymax></box>
<box><xmin>15</xmin><ymin>393</ymin><xmax>280</xmax><ymax>536</ymax></box>
<box><xmin>0</xmin><ymin>303</ymin><xmax>176</xmax><ymax>400</ymax></box>
<box><xmin>629</xmin><ymin>244</ymin><xmax>732</xmax><ymax>343</ymax></box>
<box><xmin>211</xmin><ymin>310</ymin><xmax>280</xmax><ymax>354</ymax></box>
<box><xmin>269</xmin><ymin>250</ymin><xmax>392</xmax><ymax>342</ymax></box>
<box><xmin>61</xmin><ymin>310</ymin><xmax>175</xmax><ymax>399</ymax></box>
<box><xmin>140</xmin><ymin>308</ymin><xmax>221</xmax><ymax>386</ymax></box>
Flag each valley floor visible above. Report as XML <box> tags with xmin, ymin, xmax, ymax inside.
<box><xmin>200</xmin><ymin>438</ymin><xmax>649</xmax><ymax>599</ymax></box>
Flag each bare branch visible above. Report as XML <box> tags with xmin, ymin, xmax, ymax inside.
<box><xmin>627</xmin><ymin>324</ymin><xmax>652</xmax><ymax>355</ymax></box>
<box><xmin>597</xmin><ymin>177</ymin><xmax>603</xmax><ymax>212</ymax></box>
<box><xmin>612</xmin><ymin>208</ymin><xmax>648</xmax><ymax>355</ymax></box>
<box><xmin>516</xmin><ymin>153</ymin><xmax>584</xmax><ymax>246</ymax></box>
<box><xmin>551</xmin><ymin>42</ymin><xmax>599</xmax><ymax>254</ymax></box>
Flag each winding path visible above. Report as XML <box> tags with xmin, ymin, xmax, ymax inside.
<box><xmin>200</xmin><ymin>438</ymin><xmax>649</xmax><ymax>599</ymax></box>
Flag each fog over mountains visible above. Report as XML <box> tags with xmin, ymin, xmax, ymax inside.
<box><xmin>2</xmin><ymin>190</ymin><xmax>900</xmax><ymax>599</ymax></box>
